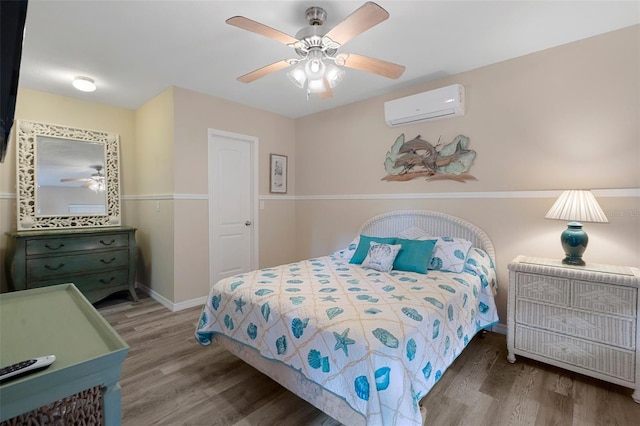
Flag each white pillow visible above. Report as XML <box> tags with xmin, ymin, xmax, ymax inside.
<box><xmin>361</xmin><ymin>242</ymin><xmax>401</xmax><ymax>273</ymax></box>
<box><xmin>429</xmin><ymin>237</ymin><xmax>473</xmax><ymax>273</ymax></box>
<box><xmin>398</xmin><ymin>226</ymin><xmax>433</xmax><ymax>240</ymax></box>
<box><xmin>335</xmin><ymin>236</ymin><xmax>359</xmax><ymax>260</ymax></box>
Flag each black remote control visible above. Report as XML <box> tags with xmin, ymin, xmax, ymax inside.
<box><xmin>0</xmin><ymin>355</ymin><xmax>56</xmax><ymax>382</ymax></box>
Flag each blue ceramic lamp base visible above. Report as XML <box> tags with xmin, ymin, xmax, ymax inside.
<box><xmin>560</xmin><ymin>222</ymin><xmax>588</xmax><ymax>266</ymax></box>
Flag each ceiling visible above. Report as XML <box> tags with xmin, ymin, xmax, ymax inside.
<box><xmin>18</xmin><ymin>1</ymin><xmax>639</xmax><ymax>119</ymax></box>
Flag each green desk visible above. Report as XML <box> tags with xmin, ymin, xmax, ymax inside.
<box><xmin>0</xmin><ymin>284</ymin><xmax>129</xmax><ymax>425</ymax></box>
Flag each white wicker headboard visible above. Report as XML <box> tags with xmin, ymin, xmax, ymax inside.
<box><xmin>357</xmin><ymin>210</ymin><xmax>496</xmax><ymax>264</ymax></box>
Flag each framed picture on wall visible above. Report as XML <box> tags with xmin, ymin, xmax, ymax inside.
<box><xmin>270</xmin><ymin>154</ymin><xmax>287</xmax><ymax>194</ymax></box>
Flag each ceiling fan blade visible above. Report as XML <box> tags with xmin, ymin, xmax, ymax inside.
<box><xmin>60</xmin><ymin>177</ymin><xmax>91</xmax><ymax>182</ymax></box>
<box><xmin>226</xmin><ymin>16</ymin><xmax>299</xmax><ymax>46</ymax></box>
<box><xmin>339</xmin><ymin>53</ymin><xmax>405</xmax><ymax>79</ymax></box>
<box><xmin>237</xmin><ymin>60</ymin><xmax>292</xmax><ymax>83</ymax></box>
<box><xmin>318</xmin><ymin>77</ymin><xmax>333</xmax><ymax>99</ymax></box>
<box><xmin>324</xmin><ymin>2</ymin><xmax>389</xmax><ymax>47</ymax></box>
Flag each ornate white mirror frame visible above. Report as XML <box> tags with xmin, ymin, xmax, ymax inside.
<box><xmin>16</xmin><ymin>120</ymin><xmax>121</xmax><ymax>230</ymax></box>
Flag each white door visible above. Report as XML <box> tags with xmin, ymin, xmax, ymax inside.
<box><xmin>208</xmin><ymin>129</ymin><xmax>258</xmax><ymax>288</ymax></box>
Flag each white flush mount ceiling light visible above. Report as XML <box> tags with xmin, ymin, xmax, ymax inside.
<box><xmin>72</xmin><ymin>76</ymin><xmax>96</xmax><ymax>92</ymax></box>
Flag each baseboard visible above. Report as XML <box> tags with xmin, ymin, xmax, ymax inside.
<box><xmin>173</xmin><ymin>296</ymin><xmax>208</xmax><ymax>312</ymax></box>
<box><xmin>136</xmin><ymin>282</ymin><xmax>207</xmax><ymax>312</ymax></box>
<box><xmin>491</xmin><ymin>323</ymin><xmax>507</xmax><ymax>335</ymax></box>
<box><xmin>136</xmin><ymin>283</ymin><xmax>173</xmax><ymax>310</ymax></box>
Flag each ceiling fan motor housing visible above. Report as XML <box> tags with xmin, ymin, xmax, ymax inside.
<box><xmin>305</xmin><ymin>6</ymin><xmax>327</xmax><ymax>26</ymax></box>
<box><xmin>293</xmin><ymin>6</ymin><xmax>341</xmax><ymax>58</ymax></box>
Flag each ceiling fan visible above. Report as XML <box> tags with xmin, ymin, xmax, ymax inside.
<box><xmin>227</xmin><ymin>1</ymin><xmax>405</xmax><ymax>98</ymax></box>
<box><xmin>60</xmin><ymin>165</ymin><xmax>106</xmax><ymax>192</ymax></box>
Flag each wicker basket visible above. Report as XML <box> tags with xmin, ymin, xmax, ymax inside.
<box><xmin>1</xmin><ymin>386</ymin><xmax>103</xmax><ymax>426</ymax></box>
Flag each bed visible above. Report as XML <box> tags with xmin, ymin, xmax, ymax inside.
<box><xmin>195</xmin><ymin>210</ymin><xmax>499</xmax><ymax>425</ymax></box>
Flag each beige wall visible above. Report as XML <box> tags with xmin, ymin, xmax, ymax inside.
<box><xmin>170</xmin><ymin>87</ymin><xmax>296</xmax><ymax>303</ymax></box>
<box><xmin>131</xmin><ymin>88</ymin><xmax>176</xmax><ymax>302</ymax></box>
<box><xmin>296</xmin><ymin>26</ymin><xmax>638</xmax><ymax>194</ymax></box>
<box><xmin>0</xmin><ymin>86</ymin><xmax>297</xmax><ymax>305</ymax></box>
<box><xmin>2</xmin><ymin>26</ymin><xmax>637</xmax><ymax>319</ymax></box>
<box><xmin>0</xmin><ymin>89</ymin><xmax>136</xmax><ymax>291</ymax></box>
<box><xmin>107</xmin><ymin>86</ymin><xmax>298</xmax><ymax>305</ymax></box>
<box><xmin>0</xmin><ymin>89</ymin><xmax>137</xmax><ymax>198</ymax></box>
<box><xmin>293</xmin><ymin>25</ymin><xmax>640</xmax><ymax>324</ymax></box>
<box><xmin>134</xmin><ymin>87</ymin><xmax>175</xmax><ymax>195</ymax></box>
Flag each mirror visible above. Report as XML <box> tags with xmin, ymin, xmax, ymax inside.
<box><xmin>36</xmin><ymin>136</ymin><xmax>107</xmax><ymax>216</ymax></box>
<box><xmin>16</xmin><ymin>120</ymin><xmax>121</xmax><ymax>230</ymax></box>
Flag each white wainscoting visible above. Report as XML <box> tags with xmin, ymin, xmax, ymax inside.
<box><xmin>118</xmin><ymin>188</ymin><xmax>639</xmax><ymax>202</ymax></box>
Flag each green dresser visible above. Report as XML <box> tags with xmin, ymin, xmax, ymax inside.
<box><xmin>0</xmin><ymin>284</ymin><xmax>129</xmax><ymax>425</ymax></box>
<box><xmin>4</xmin><ymin>226</ymin><xmax>138</xmax><ymax>304</ymax></box>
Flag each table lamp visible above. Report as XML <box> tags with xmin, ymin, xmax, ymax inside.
<box><xmin>544</xmin><ymin>190</ymin><xmax>609</xmax><ymax>266</ymax></box>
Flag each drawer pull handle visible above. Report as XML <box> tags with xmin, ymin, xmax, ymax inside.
<box><xmin>100</xmin><ymin>257</ymin><xmax>117</xmax><ymax>264</ymax></box>
<box><xmin>100</xmin><ymin>239</ymin><xmax>116</xmax><ymax>246</ymax></box>
<box><xmin>44</xmin><ymin>243</ymin><xmax>65</xmax><ymax>250</ymax></box>
<box><xmin>99</xmin><ymin>277</ymin><xmax>116</xmax><ymax>284</ymax></box>
<box><xmin>45</xmin><ymin>263</ymin><xmax>65</xmax><ymax>270</ymax></box>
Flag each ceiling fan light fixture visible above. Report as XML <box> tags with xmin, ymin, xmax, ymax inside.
<box><xmin>305</xmin><ymin>58</ymin><xmax>326</xmax><ymax>80</ymax></box>
<box><xmin>87</xmin><ymin>178</ymin><xmax>105</xmax><ymax>192</ymax></box>
<box><xmin>228</xmin><ymin>2</ymin><xmax>405</xmax><ymax>99</ymax></box>
<box><xmin>72</xmin><ymin>76</ymin><xmax>96</xmax><ymax>92</ymax></box>
<box><xmin>325</xmin><ymin>64</ymin><xmax>345</xmax><ymax>88</ymax></box>
<box><xmin>307</xmin><ymin>78</ymin><xmax>326</xmax><ymax>94</ymax></box>
<box><xmin>287</xmin><ymin>64</ymin><xmax>307</xmax><ymax>88</ymax></box>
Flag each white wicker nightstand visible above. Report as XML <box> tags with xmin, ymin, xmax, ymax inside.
<box><xmin>507</xmin><ymin>255</ymin><xmax>640</xmax><ymax>403</ymax></box>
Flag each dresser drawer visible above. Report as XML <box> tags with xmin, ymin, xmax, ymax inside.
<box><xmin>571</xmin><ymin>280</ymin><xmax>637</xmax><ymax>317</ymax></box>
<box><xmin>28</xmin><ymin>269</ymin><xmax>129</xmax><ymax>293</ymax></box>
<box><xmin>26</xmin><ymin>249</ymin><xmax>130</xmax><ymax>280</ymax></box>
<box><xmin>516</xmin><ymin>299</ymin><xmax>636</xmax><ymax>349</ymax></box>
<box><xmin>516</xmin><ymin>273</ymin><xmax>570</xmax><ymax>306</ymax></box>
<box><xmin>26</xmin><ymin>233</ymin><xmax>129</xmax><ymax>255</ymax></box>
<box><xmin>6</xmin><ymin>227</ymin><xmax>138</xmax><ymax>304</ymax></box>
<box><xmin>515</xmin><ymin>325</ymin><xmax>635</xmax><ymax>382</ymax></box>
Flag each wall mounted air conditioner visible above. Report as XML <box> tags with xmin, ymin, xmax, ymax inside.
<box><xmin>384</xmin><ymin>84</ymin><xmax>465</xmax><ymax>127</ymax></box>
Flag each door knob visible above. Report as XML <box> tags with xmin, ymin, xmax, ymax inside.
<box><xmin>245</xmin><ymin>221</ymin><xmax>252</xmax><ymax>226</ymax></box>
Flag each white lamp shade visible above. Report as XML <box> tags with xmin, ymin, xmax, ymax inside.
<box><xmin>305</xmin><ymin>58</ymin><xmax>326</xmax><ymax>81</ymax></box>
<box><xmin>307</xmin><ymin>78</ymin><xmax>326</xmax><ymax>94</ymax></box>
<box><xmin>325</xmin><ymin>64</ymin><xmax>345</xmax><ymax>88</ymax></box>
<box><xmin>287</xmin><ymin>65</ymin><xmax>306</xmax><ymax>89</ymax></box>
<box><xmin>545</xmin><ymin>190</ymin><xmax>609</xmax><ymax>223</ymax></box>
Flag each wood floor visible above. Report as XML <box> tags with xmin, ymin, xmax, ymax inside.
<box><xmin>97</xmin><ymin>292</ymin><xmax>640</xmax><ymax>426</ymax></box>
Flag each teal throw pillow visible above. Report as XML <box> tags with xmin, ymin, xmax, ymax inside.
<box><xmin>393</xmin><ymin>238</ymin><xmax>438</xmax><ymax>274</ymax></box>
<box><xmin>350</xmin><ymin>235</ymin><xmax>397</xmax><ymax>264</ymax></box>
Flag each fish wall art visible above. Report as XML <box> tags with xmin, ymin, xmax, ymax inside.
<box><xmin>382</xmin><ymin>134</ymin><xmax>477</xmax><ymax>182</ymax></box>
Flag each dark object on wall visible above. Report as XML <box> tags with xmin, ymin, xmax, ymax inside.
<box><xmin>0</xmin><ymin>0</ymin><xmax>28</xmax><ymax>163</ymax></box>
<box><xmin>382</xmin><ymin>134</ymin><xmax>477</xmax><ymax>182</ymax></box>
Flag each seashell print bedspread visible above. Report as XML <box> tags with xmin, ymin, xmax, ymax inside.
<box><xmin>196</xmin><ymin>254</ymin><xmax>498</xmax><ymax>425</ymax></box>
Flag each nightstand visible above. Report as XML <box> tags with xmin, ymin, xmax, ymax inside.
<box><xmin>507</xmin><ymin>255</ymin><xmax>640</xmax><ymax>403</ymax></box>
<box><xmin>0</xmin><ymin>284</ymin><xmax>129</xmax><ymax>425</ymax></box>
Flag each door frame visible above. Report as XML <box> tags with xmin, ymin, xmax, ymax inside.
<box><xmin>207</xmin><ymin>128</ymin><xmax>259</xmax><ymax>289</ymax></box>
